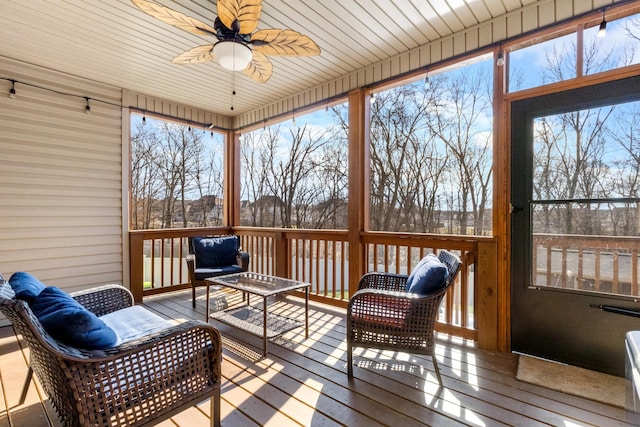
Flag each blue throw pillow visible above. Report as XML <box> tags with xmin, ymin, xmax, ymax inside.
<box><xmin>192</xmin><ymin>236</ymin><xmax>239</xmax><ymax>268</ymax></box>
<box><xmin>406</xmin><ymin>254</ymin><xmax>449</xmax><ymax>295</ymax></box>
<box><xmin>30</xmin><ymin>286</ymin><xmax>117</xmax><ymax>349</ymax></box>
<box><xmin>9</xmin><ymin>272</ymin><xmax>46</xmax><ymax>304</ymax></box>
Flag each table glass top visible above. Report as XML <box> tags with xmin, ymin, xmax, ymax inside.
<box><xmin>206</xmin><ymin>272</ymin><xmax>310</xmax><ymax>296</ymax></box>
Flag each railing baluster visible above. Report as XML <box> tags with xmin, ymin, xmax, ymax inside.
<box><xmin>561</xmin><ymin>246</ymin><xmax>568</xmax><ymax>288</ymax></box>
<box><xmin>160</xmin><ymin>238</ymin><xmax>165</xmax><ymax>288</ymax></box>
<box><xmin>341</xmin><ymin>241</ymin><xmax>345</xmax><ymax>300</ymax></box>
<box><xmin>633</xmin><ymin>249</ymin><xmax>638</xmax><ymax>297</ymax></box>
<box><xmin>460</xmin><ymin>250</ymin><xmax>468</xmax><ymax>328</ymax></box>
<box><xmin>613</xmin><ymin>252</ymin><xmax>619</xmax><ymax>294</ymax></box>
<box><xmin>578</xmin><ymin>248</ymin><xmax>584</xmax><ymax>290</ymax></box>
<box><xmin>169</xmin><ymin>237</ymin><xmax>175</xmax><ymax>287</ymax></box>
<box><xmin>384</xmin><ymin>244</ymin><xmax>389</xmax><ymax>272</ymax></box>
<box><xmin>150</xmin><ymin>239</ymin><xmax>156</xmax><ymax>289</ymax></box>
<box><xmin>595</xmin><ymin>249</ymin><xmax>601</xmax><ymax>291</ymax></box>
<box><xmin>546</xmin><ymin>245</ymin><xmax>552</xmax><ymax>287</ymax></box>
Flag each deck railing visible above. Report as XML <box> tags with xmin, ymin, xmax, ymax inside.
<box><xmin>129</xmin><ymin>227</ymin><xmax>233</xmax><ymax>302</ymax></box>
<box><xmin>533</xmin><ymin>233</ymin><xmax>640</xmax><ymax>296</ymax></box>
<box><xmin>130</xmin><ymin>227</ymin><xmax>491</xmax><ymax>342</ymax></box>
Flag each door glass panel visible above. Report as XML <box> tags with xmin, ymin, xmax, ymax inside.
<box><xmin>531</xmin><ymin>101</ymin><xmax>640</xmax><ymax>296</ymax></box>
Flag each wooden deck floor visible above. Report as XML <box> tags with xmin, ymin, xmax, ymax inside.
<box><xmin>0</xmin><ymin>288</ymin><xmax>634</xmax><ymax>427</ymax></box>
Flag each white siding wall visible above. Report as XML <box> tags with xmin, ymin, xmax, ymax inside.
<box><xmin>0</xmin><ymin>57</ymin><xmax>124</xmax><ymax>294</ymax></box>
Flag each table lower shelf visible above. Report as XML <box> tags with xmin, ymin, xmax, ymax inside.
<box><xmin>210</xmin><ymin>305</ymin><xmax>303</xmax><ymax>339</ymax></box>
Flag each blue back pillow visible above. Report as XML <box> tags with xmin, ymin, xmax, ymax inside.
<box><xmin>9</xmin><ymin>272</ymin><xmax>46</xmax><ymax>304</ymax></box>
<box><xmin>192</xmin><ymin>236</ymin><xmax>239</xmax><ymax>268</ymax></box>
<box><xmin>406</xmin><ymin>254</ymin><xmax>449</xmax><ymax>295</ymax></box>
<box><xmin>30</xmin><ymin>286</ymin><xmax>117</xmax><ymax>350</ymax></box>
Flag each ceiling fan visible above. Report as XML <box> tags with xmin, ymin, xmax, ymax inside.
<box><xmin>131</xmin><ymin>0</ymin><xmax>321</xmax><ymax>83</ymax></box>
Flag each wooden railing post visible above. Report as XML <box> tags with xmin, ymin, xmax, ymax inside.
<box><xmin>275</xmin><ymin>231</ymin><xmax>288</xmax><ymax>278</ymax></box>
<box><xmin>477</xmin><ymin>239</ymin><xmax>498</xmax><ymax>351</ymax></box>
<box><xmin>347</xmin><ymin>88</ymin><xmax>368</xmax><ymax>296</ymax></box>
<box><xmin>129</xmin><ymin>232</ymin><xmax>144</xmax><ymax>303</ymax></box>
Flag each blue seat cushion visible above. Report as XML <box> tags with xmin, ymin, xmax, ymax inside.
<box><xmin>9</xmin><ymin>272</ymin><xmax>46</xmax><ymax>304</ymax></box>
<box><xmin>406</xmin><ymin>254</ymin><xmax>449</xmax><ymax>295</ymax></box>
<box><xmin>192</xmin><ymin>236</ymin><xmax>239</xmax><ymax>268</ymax></box>
<box><xmin>194</xmin><ymin>265</ymin><xmax>243</xmax><ymax>280</ymax></box>
<box><xmin>30</xmin><ymin>286</ymin><xmax>117</xmax><ymax>349</ymax></box>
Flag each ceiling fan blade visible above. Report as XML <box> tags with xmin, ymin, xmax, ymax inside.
<box><xmin>217</xmin><ymin>0</ymin><xmax>262</xmax><ymax>34</ymax></box>
<box><xmin>131</xmin><ymin>0</ymin><xmax>217</xmax><ymax>37</ymax></box>
<box><xmin>242</xmin><ymin>52</ymin><xmax>273</xmax><ymax>83</ymax></box>
<box><xmin>171</xmin><ymin>45</ymin><xmax>215</xmax><ymax>64</ymax></box>
<box><xmin>251</xmin><ymin>29</ymin><xmax>321</xmax><ymax>56</ymax></box>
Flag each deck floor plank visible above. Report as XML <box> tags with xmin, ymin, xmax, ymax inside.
<box><xmin>0</xmin><ymin>288</ymin><xmax>634</xmax><ymax>427</ymax></box>
<box><xmin>0</xmin><ymin>328</ymin><xmax>11</xmax><ymax>427</ymax></box>
<box><xmin>0</xmin><ymin>327</ymin><xmax>50</xmax><ymax>427</ymax></box>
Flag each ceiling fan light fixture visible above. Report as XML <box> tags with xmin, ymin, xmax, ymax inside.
<box><xmin>213</xmin><ymin>41</ymin><xmax>252</xmax><ymax>71</ymax></box>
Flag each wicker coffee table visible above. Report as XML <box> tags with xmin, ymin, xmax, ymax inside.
<box><xmin>205</xmin><ymin>272</ymin><xmax>310</xmax><ymax>357</ymax></box>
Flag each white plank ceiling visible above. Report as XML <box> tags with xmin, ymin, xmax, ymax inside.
<box><xmin>0</xmin><ymin>0</ymin><xmax>603</xmax><ymax>118</ymax></box>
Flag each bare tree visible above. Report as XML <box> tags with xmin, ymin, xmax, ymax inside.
<box><xmin>153</xmin><ymin>123</ymin><xmax>205</xmax><ymax>227</ymax></box>
<box><xmin>131</xmin><ymin>121</ymin><xmax>162</xmax><ymax>229</ymax></box>
<box><xmin>370</xmin><ymin>82</ymin><xmax>438</xmax><ymax>231</ymax></box>
<box><xmin>241</xmin><ymin>127</ymin><xmax>280</xmax><ymax>227</ymax></box>
<box><xmin>240</xmin><ymin>106</ymin><xmax>348</xmax><ymax>229</ymax></box>
<box><xmin>425</xmin><ymin>69</ymin><xmax>493</xmax><ymax>235</ymax></box>
<box><xmin>606</xmin><ymin>105</ymin><xmax>640</xmax><ymax>235</ymax></box>
<box><xmin>268</xmin><ymin>124</ymin><xmax>334</xmax><ymax>228</ymax></box>
<box><xmin>533</xmin><ymin>117</ymin><xmax>565</xmax><ymax>232</ymax></box>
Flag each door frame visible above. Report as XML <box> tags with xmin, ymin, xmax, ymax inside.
<box><xmin>510</xmin><ymin>75</ymin><xmax>640</xmax><ymax>376</ymax></box>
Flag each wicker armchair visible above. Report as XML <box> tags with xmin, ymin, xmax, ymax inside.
<box><xmin>346</xmin><ymin>250</ymin><xmax>462</xmax><ymax>385</ymax></box>
<box><xmin>0</xmin><ymin>284</ymin><xmax>222</xmax><ymax>427</ymax></box>
<box><xmin>187</xmin><ymin>235</ymin><xmax>250</xmax><ymax>308</ymax></box>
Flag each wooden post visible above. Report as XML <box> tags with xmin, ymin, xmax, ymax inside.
<box><xmin>225</xmin><ymin>129</ymin><xmax>241</xmax><ymax>227</ymax></box>
<box><xmin>477</xmin><ymin>239</ymin><xmax>498</xmax><ymax>351</ymax></box>
<box><xmin>493</xmin><ymin>44</ymin><xmax>510</xmax><ymax>352</ymax></box>
<box><xmin>347</xmin><ymin>88</ymin><xmax>368</xmax><ymax>297</ymax></box>
<box><xmin>275</xmin><ymin>231</ymin><xmax>288</xmax><ymax>278</ymax></box>
<box><xmin>129</xmin><ymin>233</ymin><xmax>144</xmax><ymax>303</ymax></box>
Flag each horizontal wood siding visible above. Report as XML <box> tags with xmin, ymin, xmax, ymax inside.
<box><xmin>233</xmin><ymin>0</ymin><xmax>624</xmax><ymax>129</ymax></box>
<box><xmin>0</xmin><ymin>57</ymin><xmax>123</xmax><ymax>293</ymax></box>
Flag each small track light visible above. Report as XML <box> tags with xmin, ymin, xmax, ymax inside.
<box><xmin>84</xmin><ymin>97</ymin><xmax>91</xmax><ymax>115</ymax></box>
<box><xmin>597</xmin><ymin>11</ymin><xmax>607</xmax><ymax>38</ymax></box>
<box><xmin>9</xmin><ymin>80</ymin><xmax>16</xmax><ymax>99</ymax></box>
<box><xmin>496</xmin><ymin>51</ymin><xmax>505</xmax><ymax>67</ymax></box>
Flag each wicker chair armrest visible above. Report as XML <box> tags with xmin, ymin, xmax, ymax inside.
<box><xmin>186</xmin><ymin>254</ymin><xmax>197</xmax><ymax>280</ymax></box>
<box><xmin>186</xmin><ymin>253</ymin><xmax>196</xmax><ymax>267</ymax></box>
<box><xmin>348</xmin><ymin>288</ymin><xmax>419</xmax><ymax>311</ymax></box>
<box><xmin>357</xmin><ymin>272</ymin><xmax>409</xmax><ymax>292</ymax></box>
<box><xmin>237</xmin><ymin>250</ymin><xmax>250</xmax><ymax>271</ymax></box>
<box><xmin>70</xmin><ymin>284</ymin><xmax>134</xmax><ymax>316</ymax></box>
